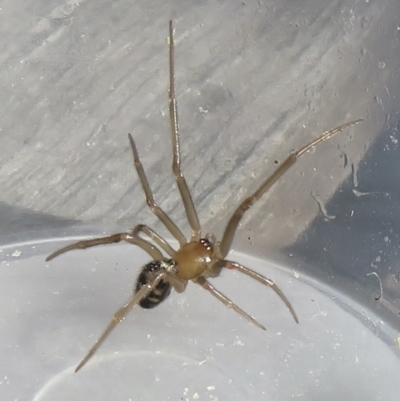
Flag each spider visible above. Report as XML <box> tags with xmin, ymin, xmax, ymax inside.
<box><xmin>46</xmin><ymin>20</ymin><xmax>362</xmax><ymax>372</ymax></box>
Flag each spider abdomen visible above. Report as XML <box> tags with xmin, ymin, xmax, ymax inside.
<box><xmin>135</xmin><ymin>261</ymin><xmax>172</xmax><ymax>308</ymax></box>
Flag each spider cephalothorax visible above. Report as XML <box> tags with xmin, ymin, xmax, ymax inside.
<box><xmin>46</xmin><ymin>20</ymin><xmax>362</xmax><ymax>372</ymax></box>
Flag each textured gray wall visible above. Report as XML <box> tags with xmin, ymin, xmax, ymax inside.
<box><xmin>0</xmin><ymin>0</ymin><xmax>397</xmax><ymax>254</ymax></box>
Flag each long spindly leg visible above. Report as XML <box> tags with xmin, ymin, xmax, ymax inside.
<box><xmin>45</xmin><ymin>231</ymin><xmax>163</xmax><ymax>262</ymax></box>
<box><xmin>131</xmin><ymin>224</ymin><xmax>176</xmax><ymax>257</ymax></box>
<box><xmin>128</xmin><ymin>134</ymin><xmax>186</xmax><ymax>246</ymax></box>
<box><xmin>219</xmin><ymin>119</ymin><xmax>363</xmax><ymax>257</ymax></box>
<box><xmin>195</xmin><ymin>275</ymin><xmax>266</xmax><ymax>330</ymax></box>
<box><xmin>168</xmin><ymin>20</ymin><xmax>201</xmax><ymax>241</ymax></box>
<box><xmin>223</xmin><ymin>260</ymin><xmax>299</xmax><ymax>323</ymax></box>
<box><xmin>75</xmin><ymin>268</ymin><xmax>169</xmax><ymax>372</ymax></box>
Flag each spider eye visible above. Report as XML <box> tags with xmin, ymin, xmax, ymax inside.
<box><xmin>135</xmin><ymin>261</ymin><xmax>172</xmax><ymax>309</ymax></box>
<box><xmin>200</xmin><ymin>238</ymin><xmax>213</xmax><ymax>251</ymax></box>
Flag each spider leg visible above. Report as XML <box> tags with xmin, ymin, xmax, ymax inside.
<box><xmin>195</xmin><ymin>276</ymin><xmax>266</xmax><ymax>330</ymax></box>
<box><xmin>131</xmin><ymin>224</ymin><xmax>176</xmax><ymax>257</ymax></box>
<box><xmin>219</xmin><ymin>119</ymin><xmax>363</xmax><ymax>257</ymax></box>
<box><xmin>75</xmin><ymin>268</ymin><xmax>169</xmax><ymax>372</ymax></box>
<box><xmin>168</xmin><ymin>20</ymin><xmax>201</xmax><ymax>241</ymax></box>
<box><xmin>128</xmin><ymin>133</ymin><xmax>186</xmax><ymax>246</ymax></box>
<box><xmin>223</xmin><ymin>260</ymin><xmax>299</xmax><ymax>323</ymax></box>
<box><xmin>45</xmin><ymin>230</ymin><xmax>163</xmax><ymax>262</ymax></box>
<box><xmin>165</xmin><ymin>271</ymin><xmax>188</xmax><ymax>293</ymax></box>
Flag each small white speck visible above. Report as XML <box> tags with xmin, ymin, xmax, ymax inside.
<box><xmin>193</xmin><ymin>393</ymin><xmax>200</xmax><ymax>399</ymax></box>
<box><xmin>233</xmin><ymin>339</ymin><xmax>245</xmax><ymax>346</ymax></box>
<box><xmin>206</xmin><ymin>385</ymin><xmax>216</xmax><ymax>391</ymax></box>
<box><xmin>12</xmin><ymin>250</ymin><xmax>21</xmax><ymax>257</ymax></box>
<box><xmin>293</xmin><ymin>271</ymin><xmax>299</xmax><ymax>279</ymax></box>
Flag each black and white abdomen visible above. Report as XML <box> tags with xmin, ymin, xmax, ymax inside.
<box><xmin>135</xmin><ymin>260</ymin><xmax>173</xmax><ymax>309</ymax></box>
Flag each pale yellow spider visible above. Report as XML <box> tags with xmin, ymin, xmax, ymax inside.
<box><xmin>46</xmin><ymin>20</ymin><xmax>362</xmax><ymax>372</ymax></box>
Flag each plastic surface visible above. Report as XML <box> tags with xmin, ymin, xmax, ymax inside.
<box><xmin>1</xmin><ymin>239</ymin><xmax>399</xmax><ymax>401</ymax></box>
<box><xmin>1</xmin><ymin>1</ymin><xmax>400</xmax><ymax>400</ymax></box>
